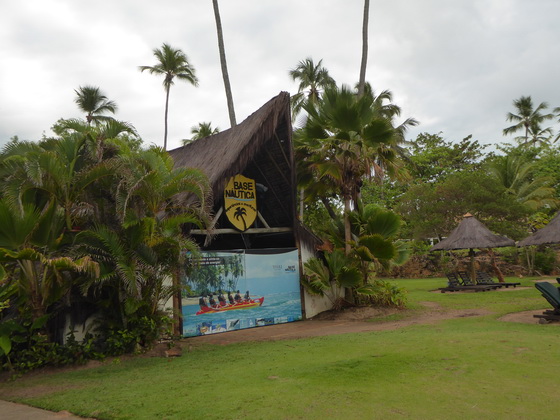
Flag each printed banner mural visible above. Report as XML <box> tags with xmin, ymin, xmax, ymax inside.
<box><xmin>182</xmin><ymin>248</ymin><xmax>302</xmax><ymax>337</ymax></box>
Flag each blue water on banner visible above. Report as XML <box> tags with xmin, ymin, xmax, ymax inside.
<box><xmin>182</xmin><ymin>249</ymin><xmax>302</xmax><ymax>337</ymax></box>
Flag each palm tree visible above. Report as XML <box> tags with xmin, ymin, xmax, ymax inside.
<box><xmin>300</xmin><ymin>85</ymin><xmax>394</xmax><ymax>253</ymax></box>
<box><xmin>554</xmin><ymin>106</ymin><xmax>560</xmax><ymax>142</ymax></box>
<box><xmin>364</xmin><ymin>84</ymin><xmax>418</xmax><ymax>181</ymax></box>
<box><xmin>74</xmin><ymin>86</ymin><xmax>117</xmax><ymax>125</ymax></box>
<box><xmin>503</xmin><ymin>96</ymin><xmax>554</xmax><ymax>146</ymax></box>
<box><xmin>357</xmin><ymin>0</ymin><xmax>370</xmax><ymax>97</ymax></box>
<box><xmin>0</xmin><ymin>198</ymin><xmax>99</xmax><ymax>323</ymax></box>
<box><xmin>79</xmin><ymin>146</ymin><xmax>211</xmax><ymax>332</ymax></box>
<box><xmin>289</xmin><ymin>58</ymin><xmax>336</xmax><ymax>123</ymax></box>
<box><xmin>185</xmin><ymin>122</ymin><xmax>220</xmax><ymax>144</ymax></box>
<box><xmin>212</xmin><ymin>0</ymin><xmax>236</xmax><ymax>127</ymax></box>
<box><xmin>487</xmin><ymin>154</ymin><xmax>558</xmax><ymax>211</ymax></box>
<box><xmin>302</xmin><ymin>201</ymin><xmax>408</xmax><ymax>306</ymax></box>
<box><xmin>0</xmin><ymin>134</ymin><xmax>115</xmax><ymax>231</ymax></box>
<box><xmin>139</xmin><ymin>44</ymin><xmax>199</xmax><ymax>150</ymax></box>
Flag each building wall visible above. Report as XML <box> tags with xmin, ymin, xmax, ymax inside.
<box><xmin>298</xmin><ymin>236</ymin><xmax>338</xmax><ymax>319</ymax></box>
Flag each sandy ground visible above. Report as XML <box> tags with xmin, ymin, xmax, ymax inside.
<box><xmin>182</xmin><ymin>299</ymin><xmax>552</xmax><ymax>348</ymax></box>
<box><xmin>181</xmin><ymin>281</ymin><xmax>560</xmax><ymax>347</ymax></box>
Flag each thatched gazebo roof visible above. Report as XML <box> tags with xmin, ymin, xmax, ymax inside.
<box><xmin>518</xmin><ymin>211</ymin><xmax>560</xmax><ymax>247</ymax></box>
<box><xmin>430</xmin><ymin>213</ymin><xmax>515</xmax><ymax>251</ymax></box>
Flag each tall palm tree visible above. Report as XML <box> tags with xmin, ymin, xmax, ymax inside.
<box><xmin>212</xmin><ymin>0</ymin><xmax>236</xmax><ymax>127</ymax></box>
<box><xmin>357</xmin><ymin>0</ymin><xmax>370</xmax><ymax>97</ymax></box>
<box><xmin>503</xmin><ymin>96</ymin><xmax>554</xmax><ymax>146</ymax></box>
<box><xmin>289</xmin><ymin>58</ymin><xmax>336</xmax><ymax>123</ymax></box>
<box><xmin>139</xmin><ymin>44</ymin><xmax>199</xmax><ymax>150</ymax></box>
<box><xmin>74</xmin><ymin>86</ymin><xmax>117</xmax><ymax>125</ymax></box>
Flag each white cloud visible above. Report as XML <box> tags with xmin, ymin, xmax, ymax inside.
<box><xmin>1</xmin><ymin>0</ymin><xmax>559</xmax><ymax>149</ymax></box>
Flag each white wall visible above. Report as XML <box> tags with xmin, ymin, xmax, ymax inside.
<box><xmin>299</xmin><ymin>238</ymin><xmax>337</xmax><ymax>318</ymax></box>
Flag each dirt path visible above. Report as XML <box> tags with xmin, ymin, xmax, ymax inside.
<box><xmin>183</xmin><ymin>302</ymin><xmax>494</xmax><ymax>348</ymax></box>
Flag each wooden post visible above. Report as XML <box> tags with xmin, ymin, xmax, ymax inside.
<box><xmin>469</xmin><ymin>248</ymin><xmax>477</xmax><ymax>284</ymax></box>
<box><xmin>172</xmin><ymin>268</ymin><xmax>182</xmax><ymax>336</ymax></box>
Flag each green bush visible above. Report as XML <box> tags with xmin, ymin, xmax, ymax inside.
<box><xmin>357</xmin><ymin>280</ymin><xmax>408</xmax><ymax>308</ymax></box>
<box><xmin>534</xmin><ymin>248</ymin><xmax>557</xmax><ymax>275</ymax></box>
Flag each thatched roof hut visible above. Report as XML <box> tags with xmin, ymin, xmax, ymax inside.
<box><xmin>518</xmin><ymin>211</ymin><xmax>560</xmax><ymax>247</ymax></box>
<box><xmin>169</xmin><ymin>92</ymin><xmax>319</xmax><ymax>251</ymax></box>
<box><xmin>430</xmin><ymin>213</ymin><xmax>515</xmax><ymax>283</ymax></box>
<box><xmin>430</xmin><ymin>213</ymin><xmax>515</xmax><ymax>251</ymax></box>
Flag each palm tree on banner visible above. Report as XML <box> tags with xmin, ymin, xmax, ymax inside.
<box><xmin>74</xmin><ymin>86</ymin><xmax>117</xmax><ymax>125</ymax></box>
<box><xmin>289</xmin><ymin>57</ymin><xmax>336</xmax><ymax>124</ymax></box>
<box><xmin>503</xmin><ymin>96</ymin><xmax>554</xmax><ymax>146</ymax></box>
<box><xmin>139</xmin><ymin>43</ymin><xmax>199</xmax><ymax>150</ymax></box>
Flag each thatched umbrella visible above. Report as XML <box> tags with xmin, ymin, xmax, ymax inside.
<box><xmin>430</xmin><ymin>213</ymin><xmax>516</xmax><ymax>282</ymax></box>
<box><xmin>518</xmin><ymin>211</ymin><xmax>560</xmax><ymax>247</ymax></box>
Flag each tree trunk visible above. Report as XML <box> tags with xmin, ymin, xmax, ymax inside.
<box><xmin>344</xmin><ymin>198</ymin><xmax>352</xmax><ymax>255</ymax></box>
<box><xmin>320</xmin><ymin>197</ymin><xmax>338</xmax><ymax>221</ymax></box>
<box><xmin>299</xmin><ymin>187</ymin><xmax>304</xmax><ymax>221</ymax></box>
<box><xmin>486</xmin><ymin>248</ymin><xmax>505</xmax><ymax>282</ymax></box>
<box><xmin>357</xmin><ymin>0</ymin><xmax>370</xmax><ymax>97</ymax></box>
<box><xmin>212</xmin><ymin>0</ymin><xmax>237</xmax><ymax>127</ymax></box>
<box><xmin>172</xmin><ymin>267</ymin><xmax>182</xmax><ymax>336</ymax></box>
<box><xmin>164</xmin><ymin>86</ymin><xmax>170</xmax><ymax>150</ymax></box>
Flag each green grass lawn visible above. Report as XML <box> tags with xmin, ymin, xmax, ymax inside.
<box><xmin>2</xmin><ymin>277</ymin><xmax>559</xmax><ymax>420</ymax></box>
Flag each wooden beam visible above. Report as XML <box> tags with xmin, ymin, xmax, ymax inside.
<box><xmin>190</xmin><ymin>227</ymin><xmax>292</xmax><ymax>235</ymax></box>
<box><xmin>257</xmin><ymin>210</ymin><xmax>270</xmax><ymax>228</ymax></box>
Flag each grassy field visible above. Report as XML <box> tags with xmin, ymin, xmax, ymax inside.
<box><xmin>1</xmin><ymin>277</ymin><xmax>559</xmax><ymax>420</ymax></box>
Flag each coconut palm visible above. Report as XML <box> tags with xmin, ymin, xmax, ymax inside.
<box><xmin>364</xmin><ymin>84</ymin><xmax>418</xmax><ymax>181</ymax></box>
<box><xmin>139</xmin><ymin>44</ymin><xmax>199</xmax><ymax>150</ymax></box>
<box><xmin>357</xmin><ymin>0</ymin><xmax>370</xmax><ymax>97</ymax></box>
<box><xmin>487</xmin><ymin>154</ymin><xmax>559</xmax><ymax>211</ymax></box>
<box><xmin>184</xmin><ymin>122</ymin><xmax>220</xmax><ymax>144</ymax></box>
<box><xmin>503</xmin><ymin>96</ymin><xmax>554</xmax><ymax>146</ymax></box>
<box><xmin>300</xmin><ymin>84</ymin><xmax>394</xmax><ymax>253</ymax></box>
<box><xmin>554</xmin><ymin>106</ymin><xmax>560</xmax><ymax>143</ymax></box>
<box><xmin>74</xmin><ymin>85</ymin><xmax>117</xmax><ymax>125</ymax></box>
<box><xmin>289</xmin><ymin>57</ymin><xmax>336</xmax><ymax>123</ymax></box>
<box><xmin>212</xmin><ymin>0</ymin><xmax>236</xmax><ymax>127</ymax></box>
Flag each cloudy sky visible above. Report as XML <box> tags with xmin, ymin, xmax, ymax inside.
<box><xmin>1</xmin><ymin>0</ymin><xmax>559</xmax><ymax>151</ymax></box>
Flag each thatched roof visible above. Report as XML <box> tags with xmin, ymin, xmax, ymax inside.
<box><xmin>169</xmin><ymin>92</ymin><xmax>293</xmax><ymax>200</ymax></box>
<box><xmin>430</xmin><ymin>213</ymin><xmax>515</xmax><ymax>251</ymax></box>
<box><xmin>518</xmin><ymin>211</ymin><xmax>560</xmax><ymax>247</ymax></box>
<box><xmin>169</xmin><ymin>92</ymin><xmax>299</xmax><ymax>249</ymax></box>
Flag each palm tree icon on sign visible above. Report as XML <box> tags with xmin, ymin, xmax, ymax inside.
<box><xmin>234</xmin><ymin>207</ymin><xmax>247</xmax><ymax>231</ymax></box>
